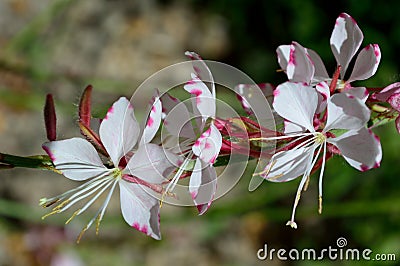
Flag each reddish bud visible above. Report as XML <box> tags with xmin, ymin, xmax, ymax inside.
<box><xmin>79</xmin><ymin>85</ymin><xmax>92</xmax><ymax>126</ymax></box>
<box><xmin>44</xmin><ymin>94</ymin><xmax>57</xmax><ymax>141</ymax></box>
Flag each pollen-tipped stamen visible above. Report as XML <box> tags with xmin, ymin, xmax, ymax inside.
<box><xmin>318</xmin><ymin>196</ymin><xmax>323</xmax><ymax>214</ymax></box>
<box><xmin>66</xmin><ymin>209</ymin><xmax>81</xmax><ymax>224</ymax></box>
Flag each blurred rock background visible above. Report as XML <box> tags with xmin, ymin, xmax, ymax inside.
<box><xmin>0</xmin><ymin>0</ymin><xmax>400</xmax><ymax>265</ymax></box>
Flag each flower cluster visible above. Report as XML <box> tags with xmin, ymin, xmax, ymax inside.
<box><xmin>1</xmin><ymin>12</ymin><xmax>398</xmax><ymax>242</ymax></box>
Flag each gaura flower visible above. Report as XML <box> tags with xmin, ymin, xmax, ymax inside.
<box><xmin>276</xmin><ymin>13</ymin><xmax>380</xmax><ymax>99</ymax></box>
<box><xmin>162</xmin><ymin>51</ymin><xmax>222</xmax><ymax>214</ymax></box>
<box><xmin>40</xmin><ymin>97</ymin><xmax>177</xmax><ymax>241</ymax></box>
<box><xmin>258</xmin><ymin>81</ymin><xmax>382</xmax><ymax>228</ymax></box>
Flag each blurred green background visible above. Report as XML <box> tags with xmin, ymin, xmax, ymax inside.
<box><xmin>0</xmin><ymin>0</ymin><xmax>399</xmax><ymax>265</ymax></box>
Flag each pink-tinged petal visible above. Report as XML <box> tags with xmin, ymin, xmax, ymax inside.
<box><xmin>184</xmin><ymin>73</ymin><xmax>215</xmax><ymax>120</ymax></box>
<box><xmin>328</xmin><ymin>128</ymin><xmax>382</xmax><ymax>171</ymax></box>
<box><xmin>372</xmin><ymin>82</ymin><xmax>400</xmax><ymax>111</ymax></box>
<box><xmin>348</xmin><ymin>44</ymin><xmax>381</xmax><ymax>82</ymax></box>
<box><xmin>262</xmin><ymin>146</ymin><xmax>316</xmax><ymax>182</ymax></box>
<box><xmin>330</xmin><ymin>13</ymin><xmax>363</xmax><ymax>77</ymax></box>
<box><xmin>189</xmin><ymin>158</ymin><xmax>202</xmax><ymax>199</ymax></box>
<box><xmin>315</xmin><ymin>81</ymin><xmax>330</xmax><ymax>114</ymax></box>
<box><xmin>141</xmin><ymin>96</ymin><xmax>162</xmax><ymax>144</ymax></box>
<box><xmin>119</xmin><ymin>180</ymin><xmax>161</xmax><ymax>240</ymax></box>
<box><xmin>43</xmin><ymin>138</ymin><xmax>107</xmax><ymax>181</ymax></box>
<box><xmin>286</xmin><ymin>42</ymin><xmax>315</xmax><ymax>84</ymax></box>
<box><xmin>235</xmin><ymin>83</ymin><xmax>275</xmax><ymax>115</ymax></box>
<box><xmin>189</xmin><ymin>159</ymin><xmax>217</xmax><ymax>215</ymax></box>
<box><xmin>100</xmin><ymin>97</ymin><xmax>140</xmax><ymax>166</ymax></box>
<box><xmin>307</xmin><ymin>49</ymin><xmax>329</xmax><ymax>82</ymax></box>
<box><xmin>325</xmin><ymin>93</ymin><xmax>370</xmax><ymax>131</ymax></box>
<box><xmin>396</xmin><ymin>117</ymin><xmax>400</xmax><ymax>134</ymax></box>
<box><xmin>125</xmin><ymin>144</ymin><xmax>179</xmax><ymax>184</ymax></box>
<box><xmin>192</xmin><ymin>124</ymin><xmax>222</xmax><ymax>164</ymax></box>
<box><xmin>161</xmin><ymin>93</ymin><xmax>196</xmax><ymax>139</ymax></box>
<box><xmin>273</xmin><ymin>82</ymin><xmax>318</xmax><ymax>132</ymax></box>
<box><xmin>185</xmin><ymin>51</ymin><xmax>215</xmax><ymax>97</ymax></box>
<box><xmin>276</xmin><ymin>45</ymin><xmax>291</xmax><ymax>71</ymax></box>
<box><xmin>343</xmin><ymin>86</ymin><xmax>369</xmax><ymax>102</ymax></box>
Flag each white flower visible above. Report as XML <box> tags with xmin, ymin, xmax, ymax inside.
<box><xmin>41</xmin><ymin>97</ymin><xmax>177</xmax><ymax>241</ymax></box>
<box><xmin>276</xmin><ymin>13</ymin><xmax>380</xmax><ymax>99</ymax></box>
<box><xmin>162</xmin><ymin>51</ymin><xmax>222</xmax><ymax>214</ymax></box>
<box><xmin>259</xmin><ymin>82</ymin><xmax>382</xmax><ymax>228</ymax></box>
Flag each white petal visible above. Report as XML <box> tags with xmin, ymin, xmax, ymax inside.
<box><xmin>348</xmin><ymin>44</ymin><xmax>381</xmax><ymax>82</ymax></box>
<box><xmin>43</xmin><ymin>138</ymin><xmax>107</xmax><ymax>181</ymax></box>
<box><xmin>189</xmin><ymin>160</ymin><xmax>217</xmax><ymax>215</ymax></box>
<box><xmin>263</xmin><ymin>145</ymin><xmax>316</xmax><ymax>182</ymax></box>
<box><xmin>125</xmin><ymin>144</ymin><xmax>179</xmax><ymax>184</ymax></box>
<box><xmin>100</xmin><ymin>97</ymin><xmax>140</xmax><ymax>166</ymax></box>
<box><xmin>315</xmin><ymin>81</ymin><xmax>331</xmax><ymax>114</ymax></box>
<box><xmin>141</xmin><ymin>96</ymin><xmax>162</xmax><ymax>144</ymax></box>
<box><xmin>330</xmin><ymin>13</ymin><xmax>363</xmax><ymax>77</ymax></box>
<box><xmin>119</xmin><ymin>180</ymin><xmax>161</xmax><ymax>240</ymax></box>
<box><xmin>161</xmin><ymin>93</ymin><xmax>196</xmax><ymax>139</ymax></box>
<box><xmin>343</xmin><ymin>86</ymin><xmax>369</xmax><ymax>102</ymax></box>
<box><xmin>184</xmin><ymin>73</ymin><xmax>215</xmax><ymax>121</ymax></box>
<box><xmin>307</xmin><ymin>49</ymin><xmax>329</xmax><ymax>82</ymax></box>
<box><xmin>234</xmin><ymin>83</ymin><xmax>274</xmax><ymax>115</ymax></box>
<box><xmin>286</xmin><ymin>42</ymin><xmax>315</xmax><ymax>84</ymax></box>
<box><xmin>325</xmin><ymin>93</ymin><xmax>370</xmax><ymax>131</ymax></box>
<box><xmin>273</xmin><ymin>82</ymin><xmax>318</xmax><ymax>132</ymax></box>
<box><xmin>189</xmin><ymin>158</ymin><xmax>202</xmax><ymax>199</ymax></box>
<box><xmin>328</xmin><ymin>128</ymin><xmax>382</xmax><ymax>171</ymax></box>
<box><xmin>192</xmin><ymin>124</ymin><xmax>222</xmax><ymax>164</ymax></box>
<box><xmin>276</xmin><ymin>44</ymin><xmax>290</xmax><ymax>71</ymax></box>
<box><xmin>284</xmin><ymin>120</ymin><xmax>305</xmax><ymax>134</ymax></box>
<box><xmin>185</xmin><ymin>51</ymin><xmax>216</xmax><ymax>97</ymax></box>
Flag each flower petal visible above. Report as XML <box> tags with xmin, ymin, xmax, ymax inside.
<box><xmin>185</xmin><ymin>51</ymin><xmax>215</xmax><ymax>97</ymax></box>
<box><xmin>328</xmin><ymin>128</ymin><xmax>382</xmax><ymax>171</ymax></box>
<box><xmin>42</xmin><ymin>138</ymin><xmax>107</xmax><ymax>181</ymax></box>
<box><xmin>396</xmin><ymin>117</ymin><xmax>400</xmax><ymax>134</ymax></box>
<box><xmin>284</xmin><ymin>120</ymin><xmax>306</xmax><ymax>134</ymax></box>
<box><xmin>262</xmin><ymin>146</ymin><xmax>316</xmax><ymax>182</ymax></box>
<box><xmin>273</xmin><ymin>82</ymin><xmax>318</xmax><ymax>132</ymax></box>
<box><xmin>119</xmin><ymin>180</ymin><xmax>161</xmax><ymax>240</ymax></box>
<box><xmin>286</xmin><ymin>42</ymin><xmax>315</xmax><ymax>84</ymax></box>
<box><xmin>161</xmin><ymin>93</ymin><xmax>196</xmax><ymax>139</ymax></box>
<box><xmin>99</xmin><ymin>97</ymin><xmax>140</xmax><ymax>166</ymax></box>
<box><xmin>343</xmin><ymin>86</ymin><xmax>369</xmax><ymax>102</ymax></box>
<box><xmin>235</xmin><ymin>83</ymin><xmax>274</xmax><ymax>115</ymax></box>
<box><xmin>184</xmin><ymin>73</ymin><xmax>215</xmax><ymax>121</ymax></box>
<box><xmin>348</xmin><ymin>44</ymin><xmax>381</xmax><ymax>82</ymax></box>
<box><xmin>192</xmin><ymin>124</ymin><xmax>222</xmax><ymax>164</ymax></box>
<box><xmin>189</xmin><ymin>159</ymin><xmax>217</xmax><ymax>215</ymax></box>
<box><xmin>330</xmin><ymin>13</ymin><xmax>363</xmax><ymax>77</ymax></box>
<box><xmin>141</xmin><ymin>96</ymin><xmax>162</xmax><ymax>144</ymax></box>
<box><xmin>325</xmin><ymin>93</ymin><xmax>370</xmax><ymax>131</ymax></box>
<box><xmin>315</xmin><ymin>81</ymin><xmax>331</xmax><ymax>114</ymax></box>
<box><xmin>307</xmin><ymin>49</ymin><xmax>329</xmax><ymax>82</ymax></box>
<box><xmin>276</xmin><ymin>44</ymin><xmax>290</xmax><ymax>71</ymax></box>
<box><xmin>125</xmin><ymin>144</ymin><xmax>179</xmax><ymax>184</ymax></box>
<box><xmin>372</xmin><ymin>82</ymin><xmax>400</xmax><ymax>111</ymax></box>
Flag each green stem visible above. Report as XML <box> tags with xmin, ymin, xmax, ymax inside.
<box><xmin>0</xmin><ymin>153</ymin><xmax>54</xmax><ymax>170</ymax></box>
